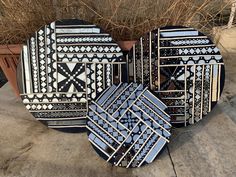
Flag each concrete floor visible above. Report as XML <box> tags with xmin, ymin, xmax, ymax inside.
<box><xmin>0</xmin><ymin>47</ymin><xmax>236</xmax><ymax>177</ymax></box>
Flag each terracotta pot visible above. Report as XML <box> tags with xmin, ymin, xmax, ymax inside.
<box><xmin>0</xmin><ymin>44</ymin><xmax>23</xmax><ymax>96</ymax></box>
<box><xmin>0</xmin><ymin>41</ymin><xmax>137</xmax><ymax>97</ymax></box>
<box><xmin>118</xmin><ymin>41</ymin><xmax>137</xmax><ymax>51</ymax></box>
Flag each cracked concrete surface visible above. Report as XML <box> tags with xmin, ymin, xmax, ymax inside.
<box><xmin>1</xmin><ymin>36</ymin><xmax>236</xmax><ymax>177</ymax></box>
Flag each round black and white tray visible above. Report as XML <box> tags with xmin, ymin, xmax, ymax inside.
<box><xmin>87</xmin><ymin>83</ymin><xmax>171</xmax><ymax>168</ymax></box>
<box><xmin>19</xmin><ymin>19</ymin><xmax>126</xmax><ymax>132</ymax></box>
<box><xmin>127</xmin><ymin>26</ymin><xmax>225</xmax><ymax>126</ymax></box>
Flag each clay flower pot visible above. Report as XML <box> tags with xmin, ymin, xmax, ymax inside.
<box><xmin>0</xmin><ymin>41</ymin><xmax>137</xmax><ymax>97</ymax></box>
<box><xmin>118</xmin><ymin>40</ymin><xmax>137</xmax><ymax>51</ymax></box>
<box><xmin>0</xmin><ymin>44</ymin><xmax>22</xmax><ymax>96</ymax></box>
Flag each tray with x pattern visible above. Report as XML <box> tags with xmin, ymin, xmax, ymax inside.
<box><xmin>126</xmin><ymin>26</ymin><xmax>225</xmax><ymax>126</ymax></box>
<box><xmin>19</xmin><ymin>19</ymin><xmax>127</xmax><ymax>132</ymax></box>
<box><xmin>87</xmin><ymin>83</ymin><xmax>171</xmax><ymax>168</ymax></box>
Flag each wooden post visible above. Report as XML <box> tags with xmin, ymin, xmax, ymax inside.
<box><xmin>228</xmin><ymin>0</ymin><xmax>236</xmax><ymax>28</ymax></box>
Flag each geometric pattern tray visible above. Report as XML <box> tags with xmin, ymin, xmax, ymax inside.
<box><xmin>87</xmin><ymin>83</ymin><xmax>171</xmax><ymax>168</ymax></box>
<box><xmin>127</xmin><ymin>26</ymin><xmax>225</xmax><ymax>126</ymax></box>
<box><xmin>19</xmin><ymin>19</ymin><xmax>126</xmax><ymax>132</ymax></box>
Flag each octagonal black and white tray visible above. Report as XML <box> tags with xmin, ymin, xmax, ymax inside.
<box><xmin>19</xmin><ymin>19</ymin><xmax>126</xmax><ymax>132</ymax></box>
<box><xmin>127</xmin><ymin>26</ymin><xmax>225</xmax><ymax>126</ymax></box>
<box><xmin>87</xmin><ymin>83</ymin><xmax>171</xmax><ymax>168</ymax></box>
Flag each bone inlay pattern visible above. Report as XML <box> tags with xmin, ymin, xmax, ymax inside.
<box><xmin>20</xmin><ymin>19</ymin><xmax>126</xmax><ymax>132</ymax></box>
<box><xmin>87</xmin><ymin>83</ymin><xmax>171</xmax><ymax>168</ymax></box>
<box><xmin>127</xmin><ymin>26</ymin><xmax>225</xmax><ymax>126</ymax></box>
